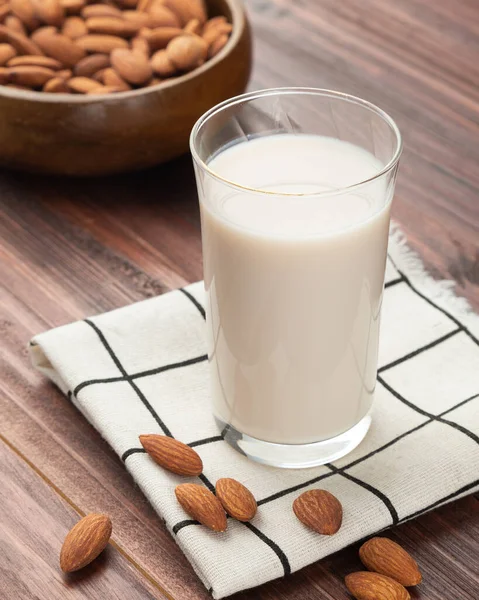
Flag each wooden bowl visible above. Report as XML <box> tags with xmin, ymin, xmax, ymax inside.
<box><xmin>0</xmin><ymin>0</ymin><xmax>251</xmax><ymax>176</ymax></box>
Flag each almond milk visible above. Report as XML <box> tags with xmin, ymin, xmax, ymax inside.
<box><xmin>200</xmin><ymin>134</ymin><xmax>392</xmax><ymax>445</ymax></box>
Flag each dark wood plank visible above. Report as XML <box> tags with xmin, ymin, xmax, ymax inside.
<box><xmin>0</xmin><ymin>436</ymin><xmax>167</xmax><ymax>600</ymax></box>
<box><xmin>0</xmin><ymin>0</ymin><xmax>478</xmax><ymax>598</ymax></box>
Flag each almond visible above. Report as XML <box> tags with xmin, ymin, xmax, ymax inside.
<box><xmin>8</xmin><ymin>64</ymin><xmax>55</xmax><ymax>86</ymax></box>
<box><xmin>215</xmin><ymin>478</ymin><xmax>257</xmax><ymax>522</ymax></box>
<box><xmin>147</xmin><ymin>76</ymin><xmax>161</xmax><ymax>86</ymax></box>
<box><xmin>34</xmin><ymin>29</ymin><xmax>86</xmax><ymax>66</ymax></box>
<box><xmin>359</xmin><ymin>538</ymin><xmax>422</xmax><ymax>587</ymax></box>
<box><xmin>31</xmin><ymin>25</ymin><xmax>56</xmax><ymax>42</ymax></box>
<box><xmin>208</xmin><ymin>33</ymin><xmax>228</xmax><ymax>58</ymax></box>
<box><xmin>139</xmin><ymin>434</ymin><xmax>203</xmax><ymax>475</ymax></box>
<box><xmin>76</xmin><ymin>34</ymin><xmax>128</xmax><ymax>53</ymax></box>
<box><xmin>10</xmin><ymin>0</ymin><xmax>39</xmax><ymax>30</ymax></box>
<box><xmin>175</xmin><ymin>483</ymin><xmax>227</xmax><ymax>532</ymax></box>
<box><xmin>345</xmin><ymin>572</ymin><xmax>410</xmax><ymax>600</ymax></box>
<box><xmin>60</xmin><ymin>514</ymin><xmax>112</xmax><ymax>573</ymax></box>
<box><xmin>203</xmin><ymin>22</ymin><xmax>232</xmax><ymax>46</ymax></box>
<box><xmin>81</xmin><ymin>4</ymin><xmax>122</xmax><ymax>20</ymax></box>
<box><xmin>163</xmin><ymin>0</ymin><xmax>206</xmax><ymax>26</ymax></box>
<box><xmin>139</xmin><ymin>26</ymin><xmax>182</xmax><ymax>50</ymax></box>
<box><xmin>32</xmin><ymin>0</ymin><xmax>65</xmax><ymax>27</ymax></box>
<box><xmin>62</xmin><ymin>16</ymin><xmax>87</xmax><ymax>39</ymax></box>
<box><xmin>87</xmin><ymin>84</ymin><xmax>121</xmax><ymax>94</ymax></box>
<box><xmin>92</xmin><ymin>66</ymin><xmax>107</xmax><ymax>82</ymax></box>
<box><xmin>131</xmin><ymin>35</ymin><xmax>149</xmax><ymax>56</ymax></box>
<box><xmin>67</xmin><ymin>75</ymin><xmax>102</xmax><ymax>93</ymax></box>
<box><xmin>60</xmin><ymin>0</ymin><xmax>86</xmax><ymax>14</ymax></box>
<box><xmin>109</xmin><ymin>46</ymin><xmax>151</xmax><ymax>84</ymax></box>
<box><xmin>5</xmin><ymin>15</ymin><xmax>28</xmax><ymax>36</ymax></box>
<box><xmin>0</xmin><ymin>24</ymin><xmax>44</xmax><ymax>55</ymax></box>
<box><xmin>56</xmin><ymin>67</ymin><xmax>71</xmax><ymax>78</ymax></box>
<box><xmin>8</xmin><ymin>54</ymin><xmax>62</xmax><ymax>68</ymax></box>
<box><xmin>148</xmin><ymin>3</ymin><xmax>180</xmax><ymax>28</ymax></box>
<box><xmin>123</xmin><ymin>10</ymin><xmax>150</xmax><ymax>29</ymax></box>
<box><xmin>150</xmin><ymin>48</ymin><xmax>175</xmax><ymax>76</ymax></box>
<box><xmin>43</xmin><ymin>75</ymin><xmax>69</xmax><ymax>92</ymax></box>
<box><xmin>166</xmin><ymin>33</ymin><xmax>206</xmax><ymax>70</ymax></box>
<box><xmin>138</xmin><ymin>0</ymin><xmax>153</xmax><ymax>11</ymax></box>
<box><xmin>293</xmin><ymin>489</ymin><xmax>343</xmax><ymax>535</ymax></box>
<box><xmin>184</xmin><ymin>18</ymin><xmax>200</xmax><ymax>35</ymax></box>
<box><xmin>102</xmin><ymin>66</ymin><xmax>130</xmax><ymax>89</ymax></box>
<box><xmin>203</xmin><ymin>15</ymin><xmax>227</xmax><ymax>33</ymax></box>
<box><xmin>74</xmin><ymin>53</ymin><xmax>110</xmax><ymax>77</ymax></box>
<box><xmin>0</xmin><ymin>43</ymin><xmax>17</xmax><ymax>66</ymax></box>
<box><xmin>85</xmin><ymin>16</ymin><xmax>134</xmax><ymax>37</ymax></box>
<box><xmin>0</xmin><ymin>5</ymin><xmax>10</xmax><ymax>21</ymax></box>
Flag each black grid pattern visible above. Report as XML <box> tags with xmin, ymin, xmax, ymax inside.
<box><xmin>68</xmin><ymin>256</ymin><xmax>479</xmax><ymax>582</ymax></box>
<box><xmin>80</xmin><ymin>316</ymin><xmax>292</xmax><ymax>577</ymax></box>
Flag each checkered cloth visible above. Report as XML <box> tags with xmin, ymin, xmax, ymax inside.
<box><xmin>30</xmin><ymin>231</ymin><xmax>479</xmax><ymax>599</ymax></box>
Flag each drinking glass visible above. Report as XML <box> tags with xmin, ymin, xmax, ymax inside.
<box><xmin>190</xmin><ymin>88</ymin><xmax>402</xmax><ymax>468</ymax></box>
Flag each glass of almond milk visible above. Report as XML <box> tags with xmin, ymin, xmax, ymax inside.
<box><xmin>190</xmin><ymin>88</ymin><xmax>402</xmax><ymax>468</ymax></box>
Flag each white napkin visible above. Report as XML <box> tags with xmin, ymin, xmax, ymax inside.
<box><xmin>30</xmin><ymin>231</ymin><xmax>479</xmax><ymax>599</ymax></box>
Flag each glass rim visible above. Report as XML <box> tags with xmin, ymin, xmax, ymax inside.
<box><xmin>190</xmin><ymin>87</ymin><xmax>403</xmax><ymax>197</ymax></box>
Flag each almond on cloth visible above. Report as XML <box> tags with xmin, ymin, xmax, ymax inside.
<box><xmin>215</xmin><ymin>478</ymin><xmax>257</xmax><ymax>522</ymax></box>
<box><xmin>60</xmin><ymin>514</ymin><xmax>112</xmax><ymax>573</ymax></box>
<box><xmin>359</xmin><ymin>537</ymin><xmax>422</xmax><ymax>587</ymax></box>
<box><xmin>139</xmin><ymin>434</ymin><xmax>203</xmax><ymax>476</ymax></box>
<box><xmin>345</xmin><ymin>572</ymin><xmax>410</xmax><ymax>600</ymax></box>
<box><xmin>175</xmin><ymin>483</ymin><xmax>227</xmax><ymax>532</ymax></box>
<box><xmin>293</xmin><ymin>489</ymin><xmax>343</xmax><ymax>535</ymax></box>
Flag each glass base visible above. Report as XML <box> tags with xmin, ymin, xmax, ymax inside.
<box><xmin>216</xmin><ymin>413</ymin><xmax>372</xmax><ymax>469</ymax></box>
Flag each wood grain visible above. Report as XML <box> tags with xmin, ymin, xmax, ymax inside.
<box><xmin>0</xmin><ymin>436</ymin><xmax>166</xmax><ymax>599</ymax></box>
<box><xmin>0</xmin><ymin>0</ymin><xmax>478</xmax><ymax>598</ymax></box>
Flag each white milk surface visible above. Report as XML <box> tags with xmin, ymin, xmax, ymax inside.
<box><xmin>200</xmin><ymin>134</ymin><xmax>391</xmax><ymax>444</ymax></box>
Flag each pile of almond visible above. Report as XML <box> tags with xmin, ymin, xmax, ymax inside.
<box><xmin>59</xmin><ymin>434</ymin><xmax>423</xmax><ymax>600</ymax></box>
<box><xmin>0</xmin><ymin>0</ymin><xmax>232</xmax><ymax>94</ymax></box>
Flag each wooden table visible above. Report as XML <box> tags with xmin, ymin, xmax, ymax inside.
<box><xmin>1</xmin><ymin>0</ymin><xmax>478</xmax><ymax>598</ymax></box>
